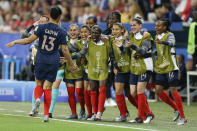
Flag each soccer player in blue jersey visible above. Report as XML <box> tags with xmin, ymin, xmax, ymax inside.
<box><xmin>6</xmin><ymin>6</ymin><xmax>77</xmax><ymax>122</ymax></box>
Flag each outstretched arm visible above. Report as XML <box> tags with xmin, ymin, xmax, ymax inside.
<box><xmin>6</xmin><ymin>34</ymin><xmax>38</xmax><ymax>48</ymax></box>
<box><xmin>155</xmin><ymin>33</ymin><xmax>175</xmax><ymax>47</ymax></box>
<box><xmin>71</xmin><ymin>45</ymin><xmax>88</xmax><ymax>59</ymax></box>
<box><xmin>130</xmin><ymin>40</ymin><xmax>152</xmax><ymax>55</ymax></box>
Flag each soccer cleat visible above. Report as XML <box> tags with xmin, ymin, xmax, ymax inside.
<box><xmin>79</xmin><ymin>108</ymin><xmax>86</xmax><ymax>119</ymax></box>
<box><xmin>29</xmin><ymin>110</ymin><xmax>38</xmax><ymax>117</ymax></box>
<box><xmin>95</xmin><ymin>112</ymin><xmax>102</xmax><ymax>121</ymax></box>
<box><xmin>29</xmin><ymin>111</ymin><xmax>34</xmax><ymax>116</ymax></box>
<box><xmin>173</xmin><ymin>110</ymin><xmax>180</xmax><ymax>122</ymax></box>
<box><xmin>87</xmin><ymin>114</ymin><xmax>96</xmax><ymax>121</ymax></box>
<box><xmin>66</xmin><ymin>114</ymin><xmax>78</xmax><ymax>119</ymax></box>
<box><xmin>129</xmin><ymin>117</ymin><xmax>143</xmax><ymax>123</ymax></box>
<box><xmin>115</xmin><ymin>115</ymin><xmax>127</xmax><ymax>122</ymax></box>
<box><xmin>32</xmin><ymin>99</ymin><xmax>40</xmax><ymax>115</ymax></box>
<box><xmin>143</xmin><ymin>114</ymin><xmax>155</xmax><ymax>124</ymax></box>
<box><xmin>43</xmin><ymin>115</ymin><xmax>49</xmax><ymax>122</ymax></box>
<box><xmin>49</xmin><ymin>113</ymin><xmax>53</xmax><ymax>118</ymax></box>
<box><xmin>177</xmin><ymin>118</ymin><xmax>187</xmax><ymax>125</ymax></box>
<box><xmin>85</xmin><ymin>114</ymin><xmax>92</xmax><ymax>120</ymax></box>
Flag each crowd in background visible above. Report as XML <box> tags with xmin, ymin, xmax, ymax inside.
<box><xmin>0</xmin><ymin>0</ymin><xmax>197</xmax><ymax>33</ymax></box>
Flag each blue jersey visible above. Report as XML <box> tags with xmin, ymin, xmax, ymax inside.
<box><xmin>34</xmin><ymin>23</ymin><xmax>67</xmax><ymax>64</ymax></box>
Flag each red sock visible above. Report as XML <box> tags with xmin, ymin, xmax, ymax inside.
<box><xmin>172</xmin><ymin>92</ymin><xmax>185</xmax><ymax>118</ymax></box>
<box><xmin>34</xmin><ymin>86</ymin><xmax>43</xmax><ymax>100</ymax></box>
<box><xmin>67</xmin><ymin>87</ymin><xmax>76</xmax><ymax>115</ymax></box>
<box><xmin>145</xmin><ymin>98</ymin><xmax>152</xmax><ymax>114</ymax></box>
<box><xmin>76</xmin><ymin>88</ymin><xmax>85</xmax><ymax>110</ymax></box>
<box><xmin>84</xmin><ymin>90</ymin><xmax>92</xmax><ymax>115</ymax></box>
<box><xmin>128</xmin><ymin>95</ymin><xmax>138</xmax><ymax>109</ymax></box>
<box><xmin>158</xmin><ymin>91</ymin><xmax>178</xmax><ymax>111</ymax></box>
<box><xmin>91</xmin><ymin>91</ymin><xmax>98</xmax><ymax>114</ymax></box>
<box><xmin>98</xmin><ymin>86</ymin><xmax>106</xmax><ymax>113</ymax></box>
<box><xmin>43</xmin><ymin>89</ymin><xmax>51</xmax><ymax>115</ymax></box>
<box><xmin>116</xmin><ymin>94</ymin><xmax>127</xmax><ymax>117</ymax></box>
<box><xmin>138</xmin><ymin>93</ymin><xmax>151</xmax><ymax>120</ymax></box>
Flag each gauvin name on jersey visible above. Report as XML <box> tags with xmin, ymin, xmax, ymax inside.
<box><xmin>45</xmin><ymin>29</ymin><xmax>58</xmax><ymax>36</ymax></box>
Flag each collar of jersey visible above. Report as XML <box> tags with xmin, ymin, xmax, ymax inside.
<box><xmin>115</xmin><ymin>36</ymin><xmax>123</xmax><ymax>40</ymax></box>
<box><xmin>70</xmin><ymin>38</ymin><xmax>78</xmax><ymax>45</ymax></box>
<box><xmin>157</xmin><ymin>32</ymin><xmax>166</xmax><ymax>40</ymax></box>
<box><xmin>82</xmin><ymin>40</ymin><xmax>88</xmax><ymax>45</ymax></box>
<box><xmin>134</xmin><ymin>32</ymin><xmax>143</xmax><ymax>40</ymax></box>
<box><xmin>93</xmin><ymin>40</ymin><xmax>104</xmax><ymax>46</ymax></box>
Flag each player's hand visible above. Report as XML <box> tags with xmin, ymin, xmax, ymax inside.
<box><xmin>114</xmin><ymin>40</ymin><xmax>122</xmax><ymax>47</ymax></box>
<box><xmin>60</xmin><ymin>57</ymin><xmax>67</xmax><ymax>64</ymax></box>
<box><xmin>134</xmin><ymin>52</ymin><xmax>143</xmax><ymax>59</ymax></box>
<box><xmin>87</xmin><ymin>35</ymin><xmax>91</xmax><ymax>41</ymax></box>
<box><xmin>123</xmin><ymin>31</ymin><xmax>128</xmax><ymax>40</ymax></box>
<box><xmin>33</xmin><ymin>20</ymin><xmax>40</xmax><ymax>26</ymax></box>
<box><xmin>6</xmin><ymin>41</ymin><xmax>16</xmax><ymax>48</ymax></box>
<box><xmin>101</xmin><ymin>36</ymin><xmax>109</xmax><ymax>43</ymax></box>
<box><xmin>71</xmin><ymin>64</ymin><xmax>78</xmax><ymax>73</ymax></box>
<box><xmin>125</xmin><ymin>41</ymin><xmax>132</xmax><ymax>48</ymax></box>
<box><xmin>114</xmin><ymin>68</ymin><xmax>118</xmax><ymax>76</ymax></box>
<box><xmin>155</xmin><ymin>38</ymin><xmax>162</xmax><ymax>44</ymax></box>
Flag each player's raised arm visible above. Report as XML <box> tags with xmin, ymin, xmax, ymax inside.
<box><xmin>61</xmin><ymin>44</ymin><xmax>78</xmax><ymax>71</ymax></box>
<box><xmin>6</xmin><ymin>34</ymin><xmax>38</xmax><ymax>48</ymax></box>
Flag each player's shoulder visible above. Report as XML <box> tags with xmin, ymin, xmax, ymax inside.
<box><xmin>58</xmin><ymin>27</ymin><xmax>67</xmax><ymax>36</ymax></box>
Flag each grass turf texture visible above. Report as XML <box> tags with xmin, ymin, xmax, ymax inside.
<box><xmin>0</xmin><ymin>101</ymin><xmax>197</xmax><ymax>131</ymax></box>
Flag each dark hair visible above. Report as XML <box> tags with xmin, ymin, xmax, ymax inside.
<box><xmin>131</xmin><ymin>17</ymin><xmax>142</xmax><ymax>25</ymax></box>
<box><xmin>162</xmin><ymin>3</ymin><xmax>172</xmax><ymax>11</ymax></box>
<box><xmin>111</xmin><ymin>11</ymin><xmax>121</xmax><ymax>22</ymax></box>
<box><xmin>87</xmin><ymin>16</ymin><xmax>97</xmax><ymax>24</ymax></box>
<box><xmin>159</xmin><ymin>18</ymin><xmax>171</xmax><ymax>31</ymax></box>
<box><xmin>91</xmin><ymin>25</ymin><xmax>102</xmax><ymax>34</ymax></box>
<box><xmin>80</xmin><ymin>25</ymin><xmax>91</xmax><ymax>32</ymax></box>
<box><xmin>106</xmin><ymin>11</ymin><xmax>121</xmax><ymax>24</ymax></box>
<box><xmin>50</xmin><ymin>6</ymin><xmax>62</xmax><ymax>20</ymax></box>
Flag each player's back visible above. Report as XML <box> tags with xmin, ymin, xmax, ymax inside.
<box><xmin>34</xmin><ymin>22</ymin><xmax>67</xmax><ymax>64</ymax></box>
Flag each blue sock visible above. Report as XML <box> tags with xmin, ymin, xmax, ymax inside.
<box><xmin>49</xmin><ymin>88</ymin><xmax>59</xmax><ymax>113</ymax></box>
<box><xmin>32</xmin><ymin>89</ymin><xmax>36</xmax><ymax>109</ymax></box>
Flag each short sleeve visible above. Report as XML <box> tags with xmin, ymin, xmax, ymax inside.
<box><xmin>60</xmin><ymin>29</ymin><xmax>67</xmax><ymax>45</ymax></box>
<box><xmin>34</xmin><ymin>25</ymin><xmax>42</xmax><ymax>37</ymax></box>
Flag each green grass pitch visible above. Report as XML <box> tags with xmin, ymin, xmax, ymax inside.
<box><xmin>0</xmin><ymin>101</ymin><xmax>197</xmax><ymax>131</ymax></box>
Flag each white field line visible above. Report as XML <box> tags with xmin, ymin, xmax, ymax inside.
<box><xmin>13</xmin><ymin>110</ymin><xmax>25</xmax><ymax>113</ymax></box>
<box><xmin>0</xmin><ymin>108</ymin><xmax>8</xmax><ymax>111</ymax></box>
<box><xmin>2</xmin><ymin>113</ymin><xmax>158</xmax><ymax>131</ymax></box>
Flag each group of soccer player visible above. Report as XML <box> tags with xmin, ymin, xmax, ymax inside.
<box><xmin>6</xmin><ymin>6</ymin><xmax>187</xmax><ymax>125</ymax></box>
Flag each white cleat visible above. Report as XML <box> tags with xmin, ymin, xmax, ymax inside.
<box><xmin>29</xmin><ymin>110</ymin><xmax>38</xmax><ymax>117</ymax></box>
<box><xmin>32</xmin><ymin>99</ymin><xmax>40</xmax><ymax>115</ymax></box>
<box><xmin>115</xmin><ymin>115</ymin><xmax>127</xmax><ymax>122</ymax></box>
<box><xmin>177</xmin><ymin>118</ymin><xmax>187</xmax><ymax>125</ymax></box>
<box><xmin>87</xmin><ymin>114</ymin><xmax>96</xmax><ymax>121</ymax></box>
<box><xmin>43</xmin><ymin>115</ymin><xmax>49</xmax><ymax>122</ymax></box>
<box><xmin>173</xmin><ymin>110</ymin><xmax>180</xmax><ymax>122</ymax></box>
<box><xmin>143</xmin><ymin>114</ymin><xmax>154</xmax><ymax>124</ymax></box>
<box><xmin>95</xmin><ymin>112</ymin><xmax>102</xmax><ymax>121</ymax></box>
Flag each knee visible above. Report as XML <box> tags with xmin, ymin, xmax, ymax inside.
<box><xmin>137</xmin><ymin>87</ymin><xmax>144</xmax><ymax>94</ymax></box>
<box><xmin>115</xmin><ymin>88</ymin><xmax>123</xmax><ymax>95</ymax></box>
<box><xmin>170</xmin><ymin>87</ymin><xmax>177</xmax><ymax>93</ymax></box>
